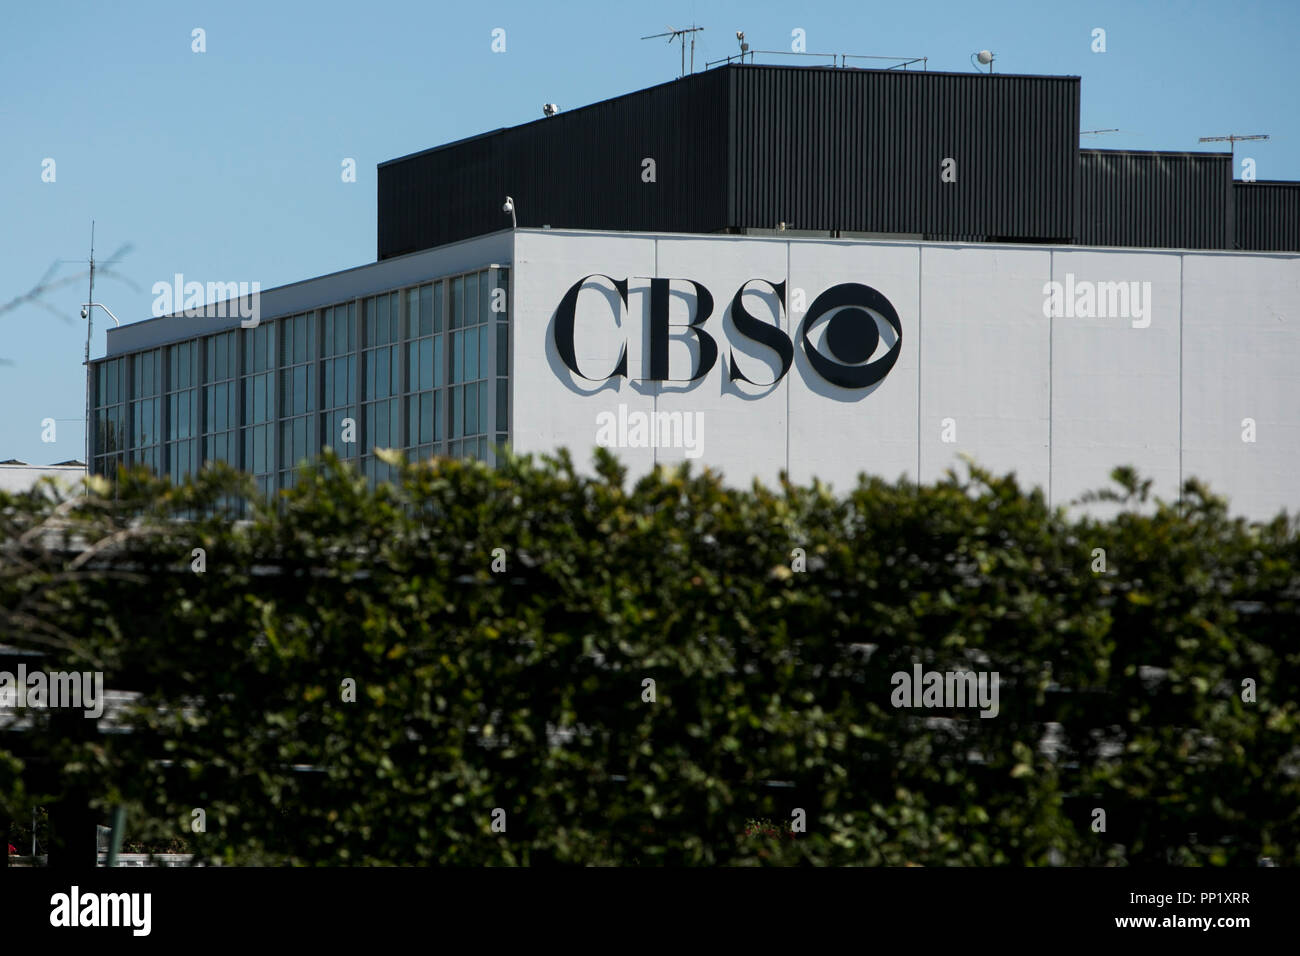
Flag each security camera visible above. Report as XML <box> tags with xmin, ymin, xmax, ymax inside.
<box><xmin>81</xmin><ymin>306</ymin><xmax>89</xmax><ymax>319</ymax></box>
<box><xmin>502</xmin><ymin>197</ymin><xmax>514</xmax><ymax>214</ymax></box>
<box><xmin>542</xmin><ymin>103</ymin><xmax>559</xmax><ymax>117</ymax></box>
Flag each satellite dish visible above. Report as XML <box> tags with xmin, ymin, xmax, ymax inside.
<box><xmin>976</xmin><ymin>49</ymin><xmax>994</xmax><ymax>65</ymax></box>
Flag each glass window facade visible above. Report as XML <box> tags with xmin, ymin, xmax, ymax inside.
<box><xmin>278</xmin><ymin>312</ymin><xmax>317</xmax><ymax>490</ymax></box>
<box><xmin>202</xmin><ymin>330</ymin><xmax>238</xmax><ymax>469</ymax></box>
<box><xmin>89</xmin><ymin>265</ymin><xmax>509</xmax><ymax>494</ymax></box>
<box><xmin>321</xmin><ymin>303</ymin><xmax>357</xmax><ymax>460</ymax></box>
<box><xmin>495</xmin><ymin>269</ymin><xmax>509</xmax><ymax>452</ymax></box>
<box><xmin>447</xmin><ymin>272</ymin><xmax>490</xmax><ymax>461</ymax></box>
<box><xmin>93</xmin><ymin>356</ymin><xmax>126</xmax><ymax>476</ymax></box>
<box><xmin>242</xmin><ymin>321</ymin><xmax>276</xmax><ymax>498</ymax></box>
<box><xmin>403</xmin><ymin>281</ymin><xmax>443</xmax><ymax>468</ymax></box>
<box><xmin>361</xmin><ymin>291</ymin><xmax>403</xmax><ymax>485</ymax></box>
<box><xmin>128</xmin><ymin>349</ymin><xmax>162</xmax><ymax>474</ymax></box>
<box><xmin>167</xmin><ymin>340</ymin><xmax>198</xmax><ymax>483</ymax></box>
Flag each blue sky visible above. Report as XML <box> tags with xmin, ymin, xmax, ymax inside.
<box><xmin>2</xmin><ymin>0</ymin><xmax>1296</xmax><ymax>466</ymax></box>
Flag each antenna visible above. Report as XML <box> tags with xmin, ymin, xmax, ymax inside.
<box><xmin>641</xmin><ymin>25</ymin><xmax>705</xmax><ymax>77</ymax></box>
<box><xmin>970</xmin><ymin>49</ymin><xmax>995</xmax><ymax>73</ymax></box>
<box><xmin>85</xmin><ymin>221</ymin><xmax>95</xmax><ymax>364</ymax></box>
<box><xmin>1081</xmin><ymin>128</ymin><xmax>1120</xmax><ymax>136</ymax></box>
<box><xmin>84</xmin><ymin>222</ymin><xmax>95</xmax><ymax>485</ymax></box>
<box><xmin>77</xmin><ymin>226</ymin><xmax>125</xmax><ymax>481</ymax></box>
<box><xmin>1198</xmin><ymin>132</ymin><xmax>1269</xmax><ymax>160</ymax></box>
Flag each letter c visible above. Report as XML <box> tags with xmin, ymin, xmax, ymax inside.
<box><xmin>554</xmin><ymin>274</ymin><xmax>629</xmax><ymax>381</ymax></box>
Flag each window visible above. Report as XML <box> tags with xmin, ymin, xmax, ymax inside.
<box><xmin>320</xmin><ymin>302</ymin><xmax>357</xmax><ymax>460</ymax></box>
<box><xmin>495</xmin><ymin>268</ymin><xmax>510</xmax><ymax>455</ymax></box>
<box><xmin>201</xmin><ymin>330</ymin><xmax>239</xmax><ymax>469</ymax></box>
<box><xmin>127</xmin><ymin>349</ymin><xmax>163</xmax><ymax>474</ymax></box>
<box><xmin>403</xmin><ymin>281</ymin><xmax>443</xmax><ymax>465</ymax></box>
<box><xmin>92</xmin><ymin>357</ymin><xmax>126</xmax><ymax>477</ymax></box>
<box><xmin>241</xmin><ymin>321</ymin><xmax>276</xmax><ymax>497</ymax></box>
<box><xmin>361</xmin><ymin>291</ymin><xmax>403</xmax><ymax>486</ymax></box>
<box><xmin>447</xmin><ymin>271</ymin><xmax>490</xmax><ymax>460</ymax></box>
<box><xmin>166</xmin><ymin>341</ymin><xmax>198</xmax><ymax>483</ymax></box>
<box><xmin>278</xmin><ymin>312</ymin><xmax>317</xmax><ymax>490</ymax></box>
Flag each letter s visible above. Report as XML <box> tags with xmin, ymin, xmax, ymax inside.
<box><xmin>728</xmin><ymin>279</ymin><xmax>794</xmax><ymax>386</ymax></box>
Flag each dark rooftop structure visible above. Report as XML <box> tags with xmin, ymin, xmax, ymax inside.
<box><xmin>377</xmin><ymin>62</ymin><xmax>1299</xmax><ymax>258</ymax></box>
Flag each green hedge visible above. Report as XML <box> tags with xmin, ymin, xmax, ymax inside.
<box><xmin>2</xmin><ymin>451</ymin><xmax>1297</xmax><ymax>865</ymax></box>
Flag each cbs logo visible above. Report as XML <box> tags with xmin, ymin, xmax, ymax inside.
<box><xmin>553</xmin><ymin>275</ymin><xmax>903</xmax><ymax>390</ymax></box>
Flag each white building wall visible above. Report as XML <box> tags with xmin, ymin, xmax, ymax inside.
<box><xmin>919</xmin><ymin>246</ymin><xmax>1051</xmax><ymax>492</ymax></box>
<box><xmin>1182</xmin><ymin>254</ymin><xmax>1300</xmax><ymax>519</ymax></box>
<box><xmin>511</xmin><ymin>230</ymin><xmax>1300</xmax><ymax>521</ymax></box>
<box><xmin>0</xmin><ymin>464</ymin><xmax>85</xmax><ymax>495</ymax></box>
<box><xmin>1048</xmin><ymin>249</ymin><xmax>1183</xmax><ymax>509</ymax></box>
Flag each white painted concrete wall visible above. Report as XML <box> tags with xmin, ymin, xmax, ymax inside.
<box><xmin>0</xmin><ymin>464</ymin><xmax>84</xmax><ymax>495</ymax></box>
<box><xmin>511</xmin><ymin>230</ymin><xmax>1300</xmax><ymax>521</ymax></box>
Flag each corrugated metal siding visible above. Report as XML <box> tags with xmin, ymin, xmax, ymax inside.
<box><xmin>1078</xmin><ymin>150</ymin><xmax>1233</xmax><ymax>249</ymax></box>
<box><xmin>727</xmin><ymin>66</ymin><xmax>1079</xmax><ymax>240</ymax></box>
<box><xmin>1234</xmin><ymin>181</ymin><xmax>1300</xmax><ymax>251</ymax></box>
<box><xmin>378</xmin><ymin>70</ymin><xmax>731</xmax><ymax>259</ymax></box>
<box><xmin>378</xmin><ymin>132</ymin><xmax>506</xmax><ymax>260</ymax></box>
<box><xmin>379</xmin><ymin>65</ymin><xmax>1079</xmax><ymax>257</ymax></box>
<box><xmin>381</xmin><ymin>66</ymin><xmax>1300</xmax><ymax>256</ymax></box>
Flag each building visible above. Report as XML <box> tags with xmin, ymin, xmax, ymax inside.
<box><xmin>0</xmin><ymin>460</ymin><xmax>85</xmax><ymax>495</ymax></box>
<box><xmin>89</xmin><ymin>64</ymin><xmax>1300</xmax><ymax>518</ymax></box>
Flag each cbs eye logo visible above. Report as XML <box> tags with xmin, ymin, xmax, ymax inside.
<box><xmin>553</xmin><ymin>275</ymin><xmax>903</xmax><ymax>391</ymax></box>
<box><xmin>798</xmin><ymin>282</ymin><xmax>903</xmax><ymax>390</ymax></box>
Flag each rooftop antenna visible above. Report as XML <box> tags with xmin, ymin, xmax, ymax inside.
<box><xmin>971</xmin><ymin>49</ymin><xmax>995</xmax><ymax>73</ymax></box>
<box><xmin>642</xmin><ymin>25</ymin><xmax>704</xmax><ymax>78</ymax></box>
<box><xmin>1081</xmin><ymin>128</ymin><xmax>1120</xmax><ymax>136</ymax></box>
<box><xmin>77</xmin><ymin>224</ymin><xmax>126</xmax><ymax>482</ymax></box>
<box><xmin>1198</xmin><ymin>132</ymin><xmax>1269</xmax><ymax>161</ymax></box>
<box><xmin>82</xmin><ymin>222</ymin><xmax>95</xmax><ymax>486</ymax></box>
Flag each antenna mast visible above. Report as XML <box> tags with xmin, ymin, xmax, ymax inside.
<box><xmin>83</xmin><ymin>222</ymin><xmax>95</xmax><ymax>483</ymax></box>
<box><xmin>1198</xmin><ymin>132</ymin><xmax>1269</xmax><ymax>160</ymax></box>
<box><xmin>86</xmin><ymin>222</ymin><xmax>95</xmax><ymax>367</ymax></box>
<box><xmin>641</xmin><ymin>25</ymin><xmax>704</xmax><ymax>78</ymax></box>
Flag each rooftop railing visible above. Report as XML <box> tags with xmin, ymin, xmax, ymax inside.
<box><xmin>705</xmin><ymin>50</ymin><xmax>928</xmax><ymax>70</ymax></box>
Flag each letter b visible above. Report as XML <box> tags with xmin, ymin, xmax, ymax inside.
<box><xmin>645</xmin><ymin>278</ymin><xmax>717</xmax><ymax>381</ymax></box>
